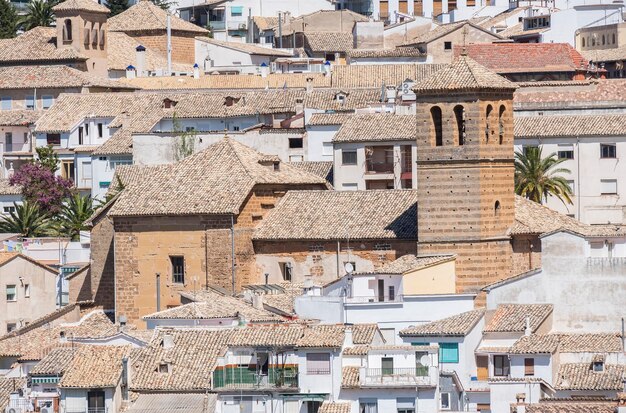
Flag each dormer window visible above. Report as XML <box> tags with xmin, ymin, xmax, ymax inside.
<box><xmin>593</xmin><ymin>360</ymin><xmax>604</xmax><ymax>372</ymax></box>
<box><xmin>162</xmin><ymin>98</ymin><xmax>178</xmax><ymax>109</ymax></box>
<box><xmin>224</xmin><ymin>96</ymin><xmax>241</xmax><ymax>107</ymax></box>
<box><xmin>335</xmin><ymin>92</ymin><xmax>347</xmax><ymax>103</ymax></box>
<box><xmin>63</xmin><ymin>19</ymin><xmax>72</xmax><ymax>42</ymax></box>
<box><xmin>157</xmin><ymin>363</ymin><xmax>170</xmax><ymax>373</ymax></box>
<box><xmin>273</xmin><ymin>161</ymin><xmax>280</xmax><ymax>171</ymax></box>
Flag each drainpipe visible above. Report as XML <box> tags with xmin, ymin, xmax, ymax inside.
<box><xmin>156</xmin><ymin>272</ymin><xmax>161</xmax><ymax>312</ymax></box>
<box><xmin>336</xmin><ymin>240</ymin><xmax>341</xmax><ymax>279</ymax></box>
<box><xmin>231</xmin><ymin>214</ymin><xmax>236</xmax><ymax>295</ymax></box>
<box><xmin>576</xmin><ymin>136</ymin><xmax>581</xmax><ymax>220</ymax></box>
<box><xmin>204</xmin><ymin>224</ymin><xmax>208</xmax><ymax>290</ymax></box>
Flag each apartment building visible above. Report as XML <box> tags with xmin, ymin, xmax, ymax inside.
<box><xmin>577</xmin><ymin>22</ymin><xmax>626</xmax><ymax>78</ymax></box>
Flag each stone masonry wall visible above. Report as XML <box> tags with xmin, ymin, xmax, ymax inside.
<box><xmin>89</xmin><ymin>215</ymin><xmax>116</xmax><ymax>309</ymax></box>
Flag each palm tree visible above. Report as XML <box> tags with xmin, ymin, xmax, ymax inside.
<box><xmin>20</xmin><ymin>0</ymin><xmax>57</xmax><ymax>31</ymax></box>
<box><xmin>56</xmin><ymin>194</ymin><xmax>95</xmax><ymax>241</ymax></box>
<box><xmin>515</xmin><ymin>146</ymin><xmax>574</xmax><ymax>205</ymax></box>
<box><xmin>0</xmin><ymin>201</ymin><xmax>52</xmax><ymax>237</ymax></box>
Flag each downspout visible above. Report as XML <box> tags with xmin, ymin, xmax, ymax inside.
<box><xmin>156</xmin><ymin>272</ymin><xmax>161</xmax><ymax>312</ymax></box>
<box><xmin>336</xmin><ymin>240</ymin><xmax>341</xmax><ymax>279</ymax></box>
<box><xmin>576</xmin><ymin>136</ymin><xmax>581</xmax><ymax>220</ymax></box>
<box><xmin>112</xmin><ymin>217</ymin><xmax>118</xmax><ymax>322</ymax></box>
<box><xmin>231</xmin><ymin>214</ymin><xmax>236</xmax><ymax>295</ymax></box>
<box><xmin>204</xmin><ymin>224</ymin><xmax>208</xmax><ymax>290</ymax></box>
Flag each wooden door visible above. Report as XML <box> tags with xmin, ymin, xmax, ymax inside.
<box><xmin>476</xmin><ymin>355</ymin><xmax>488</xmax><ymax>381</ymax></box>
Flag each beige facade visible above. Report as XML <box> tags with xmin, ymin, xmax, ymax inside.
<box><xmin>418</xmin><ymin>25</ymin><xmax>502</xmax><ymax>64</ymax></box>
<box><xmin>128</xmin><ymin>31</ymin><xmax>197</xmax><ymax>65</ymax></box>
<box><xmin>0</xmin><ymin>254</ymin><xmax>58</xmax><ymax>334</ymax></box>
<box><xmin>402</xmin><ymin>258</ymin><xmax>456</xmax><ymax>295</ymax></box>
<box><xmin>575</xmin><ymin>22</ymin><xmax>626</xmax><ymax>51</ymax></box>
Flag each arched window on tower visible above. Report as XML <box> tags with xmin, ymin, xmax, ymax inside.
<box><xmin>63</xmin><ymin>19</ymin><xmax>72</xmax><ymax>42</ymax></box>
<box><xmin>582</xmin><ymin>37</ymin><xmax>586</xmax><ymax>47</ymax></box>
<box><xmin>494</xmin><ymin>200</ymin><xmax>501</xmax><ymax>216</ymax></box>
<box><xmin>454</xmin><ymin>105</ymin><xmax>465</xmax><ymax>146</ymax></box>
<box><xmin>498</xmin><ymin>105</ymin><xmax>506</xmax><ymax>145</ymax></box>
<box><xmin>431</xmin><ymin>106</ymin><xmax>443</xmax><ymax>147</ymax></box>
<box><xmin>485</xmin><ymin>104</ymin><xmax>493</xmax><ymax>143</ymax></box>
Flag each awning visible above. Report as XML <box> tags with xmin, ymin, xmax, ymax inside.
<box><xmin>280</xmin><ymin>394</ymin><xmax>327</xmax><ymax>401</ymax></box>
<box><xmin>31</xmin><ymin>377</ymin><xmax>60</xmax><ymax>384</ymax></box>
<box><xmin>230</xmin><ymin>5</ymin><xmax>243</xmax><ymax>13</ymax></box>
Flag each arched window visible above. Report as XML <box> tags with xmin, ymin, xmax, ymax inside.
<box><xmin>431</xmin><ymin>106</ymin><xmax>443</xmax><ymax>147</ymax></box>
<box><xmin>582</xmin><ymin>37</ymin><xmax>585</xmax><ymax>47</ymax></box>
<box><xmin>63</xmin><ymin>19</ymin><xmax>72</xmax><ymax>42</ymax></box>
<box><xmin>494</xmin><ymin>200</ymin><xmax>501</xmax><ymax>216</ymax></box>
<box><xmin>485</xmin><ymin>104</ymin><xmax>493</xmax><ymax>143</ymax></box>
<box><xmin>602</xmin><ymin>34</ymin><xmax>605</xmax><ymax>45</ymax></box>
<box><xmin>454</xmin><ymin>105</ymin><xmax>465</xmax><ymax>145</ymax></box>
<box><xmin>613</xmin><ymin>34</ymin><xmax>616</xmax><ymax>44</ymax></box>
<box><xmin>498</xmin><ymin>105</ymin><xmax>506</xmax><ymax>145</ymax></box>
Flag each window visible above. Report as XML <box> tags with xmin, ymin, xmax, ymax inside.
<box><xmin>78</xmin><ymin>127</ymin><xmax>84</xmax><ymax>145</ymax></box>
<box><xmin>381</xmin><ymin>357</ymin><xmax>394</xmax><ymax>375</ymax></box>
<box><xmin>593</xmin><ymin>361</ymin><xmax>604</xmax><ymax>372</ymax></box>
<box><xmin>388</xmin><ymin>285</ymin><xmax>395</xmax><ymax>301</ymax></box>
<box><xmin>342</xmin><ymin>150</ymin><xmax>357</xmax><ymax>165</ymax></box>
<box><xmin>582</xmin><ymin>37</ymin><xmax>586</xmax><ymax>47</ymax></box>
<box><xmin>289</xmin><ymin>138</ymin><xmax>303</xmax><ymax>148</ymax></box>
<box><xmin>1</xmin><ymin>96</ymin><xmax>11</xmax><ymax>110</ymax></box>
<box><xmin>6</xmin><ymin>285</ymin><xmax>16</xmax><ymax>301</ymax></box>
<box><xmin>558</xmin><ymin>148</ymin><xmax>574</xmax><ymax>159</ymax></box>
<box><xmin>567</xmin><ymin>180</ymin><xmax>575</xmax><ymax>195</ymax></box>
<box><xmin>85</xmin><ymin>123</ymin><xmax>89</xmax><ymax>136</ymax></box>
<box><xmin>498</xmin><ymin>105</ymin><xmax>506</xmax><ymax>144</ymax></box>
<box><xmin>63</xmin><ymin>19</ymin><xmax>72</xmax><ymax>41</ymax></box>
<box><xmin>6</xmin><ymin>323</ymin><xmax>16</xmax><ymax>333</ymax></box>
<box><xmin>87</xmin><ymin>391</ymin><xmax>105</xmax><ymax>411</ymax></box>
<box><xmin>494</xmin><ymin>200</ymin><xmax>501</xmax><ymax>216</ymax></box>
<box><xmin>493</xmin><ymin>355</ymin><xmax>510</xmax><ymax>376</ymax></box>
<box><xmin>454</xmin><ymin>105</ymin><xmax>465</xmax><ymax>145</ymax></box>
<box><xmin>42</xmin><ymin>96</ymin><xmax>53</xmax><ymax>109</ymax></box>
<box><xmin>158</xmin><ymin>363</ymin><xmax>170</xmax><ymax>373</ymax></box>
<box><xmin>61</xmin><ymin>160</ymin><xmax>75</xmax><ymax>181</ymax></box>
<box><xmin>439</xmin><ymin>343</ymin><xmax>459</xmax><ymax>363</ymax></box>
<box><xmin>600</xmin><ymin>144</ymin><xmax>616</xmax><ymax>159</ymax></box>
<box><xmin>359</xmin><ymin>400</ymin><xmax>377</xmax><ymax>413</ymax></box>
<box><xmin>485</xmin><ymin>104</ymin><xmax>493</xmax><ymax>143</ymax></box>
<box><xmin>25</xmin><ymin>95</ymin><xmax>35</xmax><ymax>109</ymax></box>
<box><xmin>306</xmin><ymin>401</ymin><xmax>322</xmax><ymax>413</ymax></box>
<box><xmin>5</xmin><ymin>132</ymin><xmax>12</xmax><ymax>152</ymax></box>
<box><xmin>306</xmin><ymin>353</ymin><xmax>330</xmax><ymax>374</ymax></box>
<box><xmin>415</xmin><ymin>351</ymin><xmax>429</xmax><ymax>376</ymax></box>
<box><xmin>97</xmin><ymin>123</ymin><xmax>103</xmax><ymax>138</ymax></box>
<box><xmin>342</xmin><ymin>183</ymin><xmax>358</xmax><ymax>190</ymax></box>
<box><xmin>231</xmin><ymin>5</ymin><xmax>243</xmax><ymax>16</ymax></box>
<box><xmin>600</xmin><ymin>179</ymin><xmax>617</xmax><ymax>195</ymax></box>
<box><xmin>170</xmin><ymin>256</ymin><xmax>185</xmax><ymax>284</ymax></box>
<box><xmin>397</xmin><ymin>398</ymin><xmax>415</xmax><ymax>413</ymax></box>
<box><xmin>24</xmin><ymin>284</ymin><xmax>30</xmax><ymax>298</ymax></box>
<box><xmin>279</xmin><ymin>262</ymin><xmax>292</xmax><ymax>281</ymax></box>
<box><xmin>440</xmin><ymin>392</ymin><xmax>451</xmax><ymax>410</ymax></box>
<box><xmin>524</xmin><ymin>358</ymin><xmax>534</xmax><ymax>376</ymax></box>
<box><xmin>431</xmin><ymin>106</ymin><xmax>443</xmax><ymax>146</ymax></box>
<box><xmin>3</xmin><ymin>206</ymin><xmax>15</xmax><ymax>214</ymax></box>
<box><xmin>444</xmin><ymin>41</ymin><xmax>452</xmax><ymax>50</ymax></box>
<box><xmin>82</xmin><ymin>162</ymin><xmax>92</xmax><ymax>181</ymax></box>
<box><xmin>46</xmin><ymin>133</ymin><xmax>61</xmax><ymax>146</ymax></box>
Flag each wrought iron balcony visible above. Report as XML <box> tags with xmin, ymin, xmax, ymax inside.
<box><xmin>212</xmin><ymin>366</ymin><xmax>298</xmax><ymax>390</ymax></box>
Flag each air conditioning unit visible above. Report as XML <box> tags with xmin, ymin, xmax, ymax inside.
<box><xmin>5</xmin><ymin>407</ymin><xmax>24</xmax><ymax>413</ymax></box>
<box><xmin>40</xmin><ymin>407</ymin><xmax>52</xmax><ymax>413</ymax></box>
<box><xmin>239</xmin><ymin>23</ymin><xmax>247</xmax><ymax>30</ymax></box>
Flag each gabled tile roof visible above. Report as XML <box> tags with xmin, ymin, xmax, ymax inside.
<box><xmin>0</xmin><ymin>110</ymin><xmax>42</xmax><ymax>127</ymax></box>
<box><xmin>0</xmin><ymin>27</ymin><xmax>87</xmax><ymax>64</ymax></box>
<box><xmin>307</xmin><ymin>113</ymin><xmax>352</xmax><ymax>126</ymax></box>
<box><xmin>108</xmin><ymin>138</ymin><xmax>327</xmax><ymax>217</ymax></box>
<box><xmin>331</xmin><ymin>64</ymin><xmax>446</xmax><ymax>88</ymax></box>
<box><xmin>127</xmin><ymin>393</ymin><xmax>217</xmax><ymax>413</ymax></box>
<box><xmin>352</xmin><ymin>324</ymin><xmax>379</xmax><ymax>345</ymax></box>
<box><xmin>60</xmin><ymin>345</ymin><xmax>130</xmax><ymax>388</ymax></box>
<box><xmin>0</xmin><ymin>179</ymin><xmax>22</xmax><ymax>195</ymax></box>
<box><xmin>52</xmin><ymin>0</ymin><xmax>109</xmax><ymax>13</ymax></box>
<box><xmin>413</xmin><ymin>55</ymin><xmax>516</xmax><ymax>93</ymax></box>
<box><xmin>347</xmin><ymin>48</ymin><xmax>426</xmax><ymax>58</ymax></box>
<box><xmin>197</xmin><ymin>37</ymin><xmax>293</xmax><ymax>57</ymax></box>
<box><xmin>514</xmin><ymin>79</ymin><xmax>626</xmax><ymax>106</ymax></box>
<box><xmin>484</xmin><ymin>304</ymin><xmax>553</xmax><ymax>333</ymax></box>
<box><xmin>30</xmin><ymin>347</ymin><xmax>75</xmax><ymax>376</ymax></box>
<box><xmin>341</xmin><ymin>366</ymin><xmax>360</xmax><ymax>388</ymax></box>
<box><xmin>353</xmin><ymin>254</ymin><xmax>455</xmax><ymax>275</ymax></box>
<box><xmin>290</xmin><ymin>161</ymin><xmax>333</xmax><ymax>184</ymax></box>
<box><xmin>254</xmin><ymin>190</ymin><xmax>417</xmax><ymax>241</ymax></box>
<box><xmin>304</xmin><ymin>88</ymin><xmax>382</xmax><ymax>111</ymax></box>
<box><xmin>515</xmin><ymin>114</ymin><xmax>626</xmax><ymax>138</ymax></box>
<box><xmin>303</xmin><ymin>32</ymin><xmax>354</xmax><ymax>53</ymax></box>
<box><xmin>509</xmin><ymin>333</ymin><xmax>623</xmax><ymax>354</ymax></box>
<box><xmin>252</xmin><ymin>16</ymin><xmax>279</xmax><ymax>31</ymax></box>
<box><xmin>555</xmin><ymin>363</ymin><xmax>625</xmax><ymax>391</ymax></box>
<box><xmin>319</xmin><ymin>401</ymin><xmax>352</xmax><ymax>413</ymax></box>
<box><xmin>405</xmin><ymin>20</ymin><xmax>502</xmax><ymax>45</ymax></box>
<box><xmin>582</xmin><ymin>45</ymin><xmax>626</xmax><ymax>63</ymax></box>
<box><xmin>0</xmin><ymin>65</ymin><xmax>135</xmax><ymax>90</ymax></box>
<box><xmin>0</xmin><ymin>377</ymin><xmax>26</xmax><ymax>411</ymax></box>
<box><xmin>526</xmin><ymin>400</ymin><xmax>616</xmax><ymax>413</ymax></box>
<box><xmin>108</xmin><ymin>0</ymin><xmax>208</xmax><ymax>34</ymax></box>
<box><xmin>241</xmin><ymin>282</ymin><xmax>307</xmax><ymax>315</ymax></box>
<box><xmin>333</xmin><ymin>114</ymin><xmax>416</xmax><ymax>143</ymax></box>
<box><xmin>400</xmin><ymin>309</ymin><xmax>484</xmax><ymax>337</ymax></box>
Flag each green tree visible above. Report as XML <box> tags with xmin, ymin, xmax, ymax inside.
<box><xmin>172</xmin><ymin>113</ymin><xmax>196</xmax><ymax>161</ymax></box>
<box><xmin>0</xmin><ymin>201</ymin><xmax>52</xmax><ymax>237</ymax></box>
<box><xmin>35</xmin><ymin>145</ymin><xmax>60</xmax><ymax>172</ymax></box>
<box><xmin>107</xmin><ymin>0</ymin><xmax>128</xmax><ymax>17</ymax></box>
<box><xmin>20</xmin><ymin>0</ymin><xmax>57</xmax><ymax>30</ymax></box>
<box><xmin>151</xmin><ymin>0</ymin><xmax>175</xmax><ymax>10</ymax></box>
<box><xmin>0</xmin><ymin>0</ymin><xmax>19</xmax><ymax>39</ymax></box>
<box><xmin>515</xmin><ymin>146</ymin><xmax>573</xmax><ymax>205</ymax></box>
<box><xmin>56</xmin><ymin>194</ymin><xmax>95</xmax><ymax>241</ymax></box>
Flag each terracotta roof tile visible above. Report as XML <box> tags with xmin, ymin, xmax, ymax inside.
<box><xmin>108</xmin><ymin>1</ymin><xmax>207</xmax><ymax>34</ymax></box>
<box><xmin>0</xmin><ymin>377</ymin><xmax>26</xmax><ymax>411</ymax></box>
<box><xmin>304</xmin><ymin>88</ymin><xmax>382</xmax><ymax>111</ymax></box>
<box><xmin>0</xmin><ymin>110</ymin><xmax>42</xmax><ymax>126</ymax></box>
<box><xmin>0</xmin><ymin>180</ymin><xmax>22</xmax><ymax>195</ymax></box>
<box><xmin>556</xmin><ymin>363</ymin><xmax>625</xmax><ymax>391</ymax></box>
<box><xmin>352</xmin><ymin>324</ymin><xmax>379</xmax><ymax>345</ymax></box>
<box><xmin>304</xmin><ymin>32</ymin><xmax>353</xmax><ymax>53</ymax></box>
<box><xmin>484</xmin><ymin>304</ymin><xmax>553</xmax><ymax>333</ymax></box>
<box><xmin>526</xmin><ymin>400</ymin><xmax>616</xmax><ymax>413</ymax></box>
<box><xmin>333</xmin><ymin>114</ymin><xmax>416</xmax><ymax>142</ymax></box>
<box><xmin>290</xmin><ymin>161</ymin><xmax>333</xmax><ymax>184</ymax></box>
<box><xmin>514</xmin><ymin>79</ymin><xmax>626</xmax><ymax>105</ymax></box>
<box><xmin>307</xmin><ymin>113</ymin><xmax>352</xmax><ymax>126</ymax></box>
<box><xmin>254</xmin><ymin>190</ymin><xmax>417</xmax><ymax>241</ymax></box>
<box><xmin>53</xmin><ymin>0</ymin><xmax>109</xmax><ymax>13</ymax></box>
<box><xmin>346</xmin><ymin>48</ymin><xmax>425</xmax><ymax>58</ymax></box>
<box><xmin>400</xmin><ymin>309</ymin><xmax>484</xmax><ymax>337</ymax></box>
<box><xmin>0</xmin><ymin>65</ymin><xmax>134</xmax><ymax>90</ymax></box>
<box><xmin>252</xmin><ymin>16</ymin><xmax>279</xmax><ymax>31</ymax></box>
<box><xmin>353</xmin><ymin>254</ymin><xmax>455</xmax><ymax>275</ymax></box>
<box><xmin>30</xmin><ymin>347</ymin><xmax>75</xmax><ymax>376</ymax></box>
<box><xmin>107</xmin><ymin>32</ymin><xmax>191</xmax><ymax>72</ymax></box>
<box><xmin>319</xmin><ymin>401</ymin><xmax>352</xmax><ymax>413</ymax></box>
<box><xmin>59</xmin><ymin>345</ymin><xmax>130</xmax><ymax>388</ymax></box>
<box><xmin>341</xmin><ymin>366</ymin><xmax>360</xmax><ymax>388</ymax></box>
<box><xmin>331</xmin><ymin>64</ymin><xmax>446</xmax><ymax>88</ymax></box>
<box><xmin>582</xmin><ymin>45</ymin><xmax>626</xmax><ymax>63</ymax></box>
<box><xmin>515</xmin><ymin>114</ymin><xmax>626</xmax><ymax>138</ymax></box>
<box><xmin>241</xmin><ymin>282</ymin><xmax>307</xmax><ymax>315</ymax></box>
<box><xmin>0</xmin><ymin>27</ymin><xmax>87</xmax><ymax>64</ymax></box>
<box><xmin>510</xmin><ymin>333</ymin><xmax>623</xmax><ymax>354</ymax></box>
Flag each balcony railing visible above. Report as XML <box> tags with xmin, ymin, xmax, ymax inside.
<box><xmin>366</xmin><ymin>161</ymin><xmax>394</xmax><ymax>174</ymax></box>
<box><xmin>213</xmin><ymin>366</ymin><xmax>298</xmax><ymax>390</ymax></box>
<box><xmin>360</xmin><ymin>366</ymin><xmax>436</xmax><ymax>387</ymax></box>
<box><xmin>345</xmin><ymin>295</ymin><xmax>403</xmax><ymax>304</ymax></box>
<box><xmin>208</xmin><ymin>20</ymin><xmax>225</xmax><ymax>30</ymax></box>
<box><xmin>66</xmin><ymin>409</ymin><xmax>106</xmax><ymax>413</ymax></box>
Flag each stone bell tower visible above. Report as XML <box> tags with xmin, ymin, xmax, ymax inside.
<box><xmin>53</xmin><ymin>0</ymin><xmax>110</xmax><ymax>76</ymax></box>
<box><xmin>413</xmin><ymin>54</ymin><xmax>517</xmax><ymax>294</ymax></box>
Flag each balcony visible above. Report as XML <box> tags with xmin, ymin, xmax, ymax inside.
<box><xmin>365</xmin><ymin>161</ymin><xmax>394</xmax><ymax>174</ymax></box>
<box><xmin>212</xmin><ymin>366</ymin><xmax>298</xmax><ymax>391</ymax></box>
<box><xmin>208</xmin><ymin>20</ymin><xmax>225</xmax><ymax>31</ymax></box>
<box><xmin>67</xmin><ymin>409</ymin><xmax>106</xmax><ymax>413</ymax></box>
<box><xmin>360</xmin><ymin>366</ymin><xmax>436</xmax><ymax>388</ymax></box>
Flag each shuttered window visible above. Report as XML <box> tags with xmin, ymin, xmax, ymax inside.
<box><xmin>399</xmin><ymin>0</ymin><xmax>408</xmax><ymax>13</ymax></box>
<box><xmin>439</xmin><ymin>343</ymin><xmax>459</xmax><ymax>363</ymax></box>
<box><xmin>524</xmin><ymin>358</ymin><xmax>534</xmax><ymax>376</ymax></box>
<box><xmin>306</xmin><ymin>353</ymin><xmax>330</xmax><ymax>375</ymax></box>
<box><xmin>380</xmin><ymin>0</ymin><xmax>389</xmax><ymax>19</ymax></box>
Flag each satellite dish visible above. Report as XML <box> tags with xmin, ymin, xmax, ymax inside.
<box><xmin>344</xmin><ymin>262</ymin><xmax>354</xmax><ymax>274</ymax></box>
<box><xmin>420</xmin><ymin>355</ymin><xmax>430</xmax><ymax>366</ymax></box>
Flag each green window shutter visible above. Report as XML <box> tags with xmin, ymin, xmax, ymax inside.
<box><xmin>439</xmin><ymin>343</ymin><xmax>459</xmax><ymax>363</ymax></box>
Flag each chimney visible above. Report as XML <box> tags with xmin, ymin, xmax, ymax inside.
<box><xmin>252</xmin><ymin>294</ymin><xmax>264</xmax><ymax>310</ymax></box>
<box><xmin>264</xmin><ymin>273</ymin><xmax>269</xmax><ymax>285</ymax></box>
<box><xmin>193</xmin><ymin>63</ymin><xmax>200</xmax><ymax>79</ymax></box>
<box><xmin>343</xmin><ymin>324</ymin><xmax>354</xmax><ymax>347</ymax></box>
<box><xmin>162</xmin><ymin>334</ymin><xmax>174</xmax><ymax>349</ymax></box>
<box><xmin>617</xmin><ymin>392</ymin><xmax>626</xmax><ymax>413</ymax></box>
<box><xmin>323</xmin><ymin>60</ymin><xmax>332</xmax><ymax>76</ymax></box>
<box><xmin>524</xmin><ymin>315</ymin><xmax>532</xmax><ymax>336</ymax></box>
<box><xmin>514</xmin><ymin>393</ymin><xmax>527</xmax><ymax>413</ymax></box>
<box><xmin>135</xmin><ymin>45</ymin><xmax>146</xmax><ymax>77</ymax></box>
<box><xmin>260</xmin><ymin>62</ymin><xmax>269</xmax><ymax>78</ymax></box>
<box><xmin>121</xmin><ymin>356</ymin><xmax>129</xmax><ymax>401</ymax></box>
<box><xmin>386</xmin><ymin>86</ymin><xmax>396</xmax><ymax>104</ymax></box>
<box><xmin>306</xmin><ymin>77</ymin><xmax>314</xmax><ymax>93</ymax></box>
<box><xmin>125</xmin><ymin>65</ymin><xmax>136</xmax><ymax>79</ymax></box>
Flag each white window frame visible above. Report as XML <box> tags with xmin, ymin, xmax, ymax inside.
<box><xmin>440</xmin><ymin>392</ymin><xmax>451</xmax><ymax>410</ymax></box>
<box><xmin>6</xmin><ymin>284</ymin><xmax>17</xmax><ymax>302</ymax></box>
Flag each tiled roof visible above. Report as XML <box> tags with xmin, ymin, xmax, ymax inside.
<box><xmin>0</xmin><ymin>65</ymin><xmax>134</xmax><ymax>90</ymax></box>
<box><xmin>252</xmin><ymin>16</ymin><xmax>279</xmax><ymax>31</ymax></box>
<box><xmin>108</xmin><ymin>0</ymin><xmax>208</xmax><ymax>34</ymax></box>
<box><xmin>405</xmin><ymin>20</ymin><xmax>503</xmax><ymax>45</ymax></box>
<box><xmin>341</xmin><ymin>366</ymin><xmax>360</xmax><ymax>388</ymax></box>
<box><xmin>512</xmin><ymin>195</ymin><xmax>625</xmax><ymax>237</ymax></box>
<box><xmin>353</xmin><ymin>254</ymin><xmax>455</xmax><ymax>275</ymax></box>
<box><xmin>400</xmin><ymin>309</ymin><xmax>484</xmax><ymax>337</ymax></box>
<box><xmin>242</xmin><ymin>282</ymin><xmax>307</xmax><ymax>315</ymax></box>
<box><xmin>484</xmin><ymin>304</ymin><xmax>553</xmax><ymax>333</ymax></box>
<box><xmin>343</xmin><ymin>344</ymin><xmax>428</xmax><ymax>355</ymax></box>
<box><xmin>346</xmin><ymin>48</ymin><xmax>425</xmax><ymax>58</ymax></box>
<box><xmin>0</xmin><ymin>252</ymin><xmax>18</xmax><ymax>265</ymax></box>
<box><xmin>333</xmin><ymin>114</ymin><xmax>416</xmax><ymax>142</ymax></box>
<box><xmin>143</xmin><ymin>290</ymin><xmax>284</xmax><ymax>322</ymax></box>
<box><xmin>526</xmin><ymin>400</ymin><xmax>616</xmax><ymax>413</ymax></box>
<box><xmin>510</xmin><ymin>333</ymin><xmax>623</xmax><ymax>354</ymax></box>
<box><xmin>30</xmin><ymin>347</ymin><xmax>75</xmax><ymax>376</ymax></box>
<box><xmin>307</xmin><ymin>113</ymin><xmax>352</xmax><ymax>126</ymax></box>
<box><xmin>412</xmin><ymin>55</ymin><xmax>517</xmax><ymax>94</ymax></box>
<box><xmin>514</xmin><ymin>79</ymin><xmax>626</xmax><ymax>105</ymax></box>
<box><xmin>297</xmin><ymin>324</ymin><xmax>346</xmax><ymax>348</ymax></box>
<box><xmin>107</xmin><ymin>32</ymin><xmax>191</xmax><ymax>72</ymax></box>
<box><xmin>459</xmin><ymin>43</ymin><xmax>587</xmax><ymax>73</ymax></box>
<box><xmin>331</xmin><ymin>64</ymin><xmax>446</xmax><ymax>88</ymax></box>
<box><xmin>225</xmin><ymin>324</ymin><xmax>346</xmax><ymax>348</ymax></box>
<box><xmin>0</xmin><ymin>27</ymin><xmax>87</xmax><ymax>64</ymax></box>
<box><xmin>0</xmin><ymin>110</ymin><xmax>42</xmax><ymax>126</ymax></box>
<box><xmin>52</xmin><ymin>0</ymin><xmax>109</xmax><ymax>13</ymax></box>
<box><xmin>108</xmin><ymin>138</ymin><xmax>327</xmax><ymax>217</ymax></box>
<box><xmin>290</xmin><ymin>161</ymin><xmax>333</xmax><ymax>184</ymax></box>
<box><xmin>127</xmin><ymin>393</ymin><xmax>217</xmax><ymax>413</ymax></box>
<box><xmin>197</xmin><ymin>37</ymin><xmax>293</xmax><ymax>56</ymax></box>
<box><xmin>0</xmin><ymin>377</ymin><xmax>26</xmax><ymax>411</ymax></box>
<box><xmin>303</xmin><ymin>32</ymin><xmax>354</xmax><ymax>53</ymax></box>
<box><xmin>582</xmin><ymin>45</ymin><xmax>626</xmax><ymax>63</ymax></box>
<box><xmin>515</xmin><ymin>114</ymin><xmax>626</xmax><ymax>138</ymax></box>
<box><xmin>319</xmin><ymin>401</ymin><xmax>352</xmax><ymax>413</ymax></box>
<box><xmin>254</xmin><ymin>190</ymin><xmax>417</xmax><ymax>241</ymax></box>
<box><xmin>304</xmin><ymin>89</ymin><xmax>382</xmax><ymax>111</ymax></box>
<box><xmin>0</xmin><ymin>179</ymin><xmax>22</xmax><ymax>195</ymax></box>
<box><xmin>60</xmin><ymin>345</ymin><xmax>130</xmax><ymax>388</ymax></box>
<box><xmin>555</xmin><ymin>363</ymin><xmax>625</xmax><ymax>390</ymax></box>
<box><xmin>352</xmin><ymin>324</ymin><xmax>379</xmax><ymax>345</ymax></box>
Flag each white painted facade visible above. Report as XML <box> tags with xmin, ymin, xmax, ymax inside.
<box><xmin>195</xmin><ymin>38</ymin><xmax>289</xmax><ymax>74</ymax></box>
<box><xmin>60</xmin><ymin>386</ymin><xmax>121</xmax><ymax>413</ymax></box>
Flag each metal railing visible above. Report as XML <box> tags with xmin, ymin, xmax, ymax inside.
<box><xmin>213</xmin><ymin>367</ymin><xmax>298</xmax><ymax>390</ymax></box>
<box><xmin>208</xmin><ymin>20</ymin><xmax>225</xmax><ymax>30</ymax></box>
<box><xmin>66</xmin><ymin>409</ymin><xmax>106</xmax><ymax>413</ymax></box>
<box><xmin>361</xmin><ymin>366</ymin><xmax>435</xmax><ymax>387</ymax></box>
<box><xmin>366</xmin><ymin>161</ymin><xmax>394</xmax><ymax>174</ymax></box>
<box><xmin>346</xmin><ymin>295</ymin><xmax>403</xmax><ymax>304</ymax></box>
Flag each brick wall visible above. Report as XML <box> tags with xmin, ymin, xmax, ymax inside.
<box><xmin>129</xmin><ymin>31</ymin><xmax>197</xmax><ymax>64</ymax></box>
<box><xmin>511</xmin><ymin>234</ymin><xmax>542</xmax><ymax>274</ymax></box>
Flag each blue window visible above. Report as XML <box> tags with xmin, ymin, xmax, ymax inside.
<box><xmin>231</xmin><ymin>5</ymin><xmax>243</xmax><ymax>16</ymax></box>
<box><xmin>1</xmin><ymin>97</ymin><xmax>11</xmax><ymax>110</ymax></box>
<box><xmin>439</xmin><ymin>343</ymin><xmax>459</xmax><ymax>363</ymax></box>
<box><xmin>99</xmin><ymin>181</ymin><xmax>111</xmax><ymax>188</ymax></box>
<box><xmin>411</xmin><ymin>342</ymin><xmax>430</xmax><ymax>346</ymax></box>
<box><xmin>42</xmin><ymin>96</ymin><xmax>54</xmax><ymax>109</ymax></box>
<box><xmin>25</xmin><ymin>95</ymin><xmax>35</xmax><ymax>109</ymax></box>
